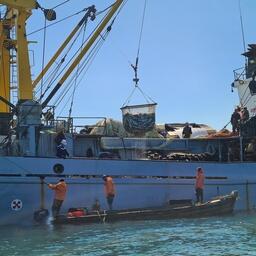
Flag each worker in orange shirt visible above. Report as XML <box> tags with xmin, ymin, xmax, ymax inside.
<box><xmin>195</xmin><ymin>167</ymin><xmax>205</xmax><ymax>204</ymax></box>
<box><xmin>102</xmin><ymin>175</ymin><xmax>115</xmax><ymax>210</ymax></box>
<box><xmin>48</xmin><ymin>179</ymin><xmax>67</xmax><ymax>217</ymax></box>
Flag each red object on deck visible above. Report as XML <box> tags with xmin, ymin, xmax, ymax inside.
<box><xmin>67</xmin><ymin>209</ymin><xmax>86</xmax><ymax>217</ymax></box>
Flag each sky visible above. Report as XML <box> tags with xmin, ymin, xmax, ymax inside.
<box><xmin>19</xmin><ymin>0</ymin><xmax>256</xmax><ymax>130</ymax></box>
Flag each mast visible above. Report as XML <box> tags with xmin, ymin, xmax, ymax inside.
<box><xmin>0</xmin><ymin>0</ymin><xmax>124</xmax><ymax>156</ymax></box>
<box><xmin>0</xmin><ymin>1</ymin><xmax>38</xmax><ymax>101</ymax></box>
<box><xmin>0</xmin><ymin>16</ymin><xmax>10</xmax><ymax>113</ymax></box>
<box><xmin>0</xmin><ymin>0</ymin><xmax>37</xmax><ymax>9</ymax></box>
<box><xmin>42</xmin><ymin>0</ymin><xmax>124</xmax><ymax>109</ymax></box>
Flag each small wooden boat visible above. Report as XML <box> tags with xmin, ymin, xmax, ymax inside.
<box><xmin>53</xmin><ymin>191</ymin><xmax>238</xmax><ymax>225</ymax></box>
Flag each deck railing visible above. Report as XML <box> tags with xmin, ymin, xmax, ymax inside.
<box><xmin>55</xmin><ymin>116</ymin><xmax>107</xmax><ymax>135</ymax></box>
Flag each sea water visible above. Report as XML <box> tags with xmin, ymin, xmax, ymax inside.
<box><xmin>1</xmin><ymin>212</ymin><xmax>256</xmax><ymax>256</ymax></box>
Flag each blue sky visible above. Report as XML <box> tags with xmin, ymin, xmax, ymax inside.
<box><xmin>25</xmin><ymin>0</ymin><xmax>256</xmax><ymax>130</ymax></box>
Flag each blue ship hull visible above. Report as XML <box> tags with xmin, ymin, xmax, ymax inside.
<box><xmin>0</xmin><ymin>156</ymin><xmax>255</xmax><ymax>225</ymax></box>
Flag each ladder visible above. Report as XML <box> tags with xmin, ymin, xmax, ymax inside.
<box><xmin>10</xmin><ymin>27</ymin><xmax>18</xmax><ymax>105</ymax></box>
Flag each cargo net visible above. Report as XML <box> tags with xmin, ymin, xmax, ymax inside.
<box><xmin>121</xmin><ymin>103</ymin><xmax>157</xmax><ymax>134</ymax></box>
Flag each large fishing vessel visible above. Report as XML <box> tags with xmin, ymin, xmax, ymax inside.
<box><xmin>0</xmin><ymin>0</ymin><xmax>255</xmax><ymax>226</ymax></box>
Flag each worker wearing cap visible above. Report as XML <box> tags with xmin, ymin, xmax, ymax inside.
<box><xmin>102</xmin><ymin>175</ymin><xmax>115</xmax><ymax>210</ymax></box>
<box><xmin>48</xmin><ymin>179</ymin><xmax>67</xmax><ymax>218</ymax></box>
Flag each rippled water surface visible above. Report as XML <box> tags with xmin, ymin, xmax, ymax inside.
<box><xmin>2</xmin><ymin>213</ymin><xmax>256</xmax><ymax>256</ymax></box>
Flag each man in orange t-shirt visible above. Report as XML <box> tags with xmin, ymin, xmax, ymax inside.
<box><xmin>48</xmin><ymin>179</ymin><xmax>67</xmax><ymax>217</ymax></box>
<box><xmin>102</xmin><ymin>175</ymin><xmax>115</xmax><ymax>210</ymax></box>
<box><xmin>195</xmin><ymin>167</ymin><xmax>205</xmax><ymax>203</ymax></box>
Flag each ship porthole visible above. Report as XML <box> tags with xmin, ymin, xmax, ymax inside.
<box><xmin>53</xmin><ymin>164</ymin><xmax>64</xmax><ymax>174</ymax></box>
<box><xmin>206</xmin><ymin>144</ymin><xmax>216</xmax><ymax>156</ymax></box>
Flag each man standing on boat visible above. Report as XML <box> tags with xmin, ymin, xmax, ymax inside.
<box><xmin>195</xmin><ymin>167</ymin><xmax>205</xmax><ymax>204</ymax></box>
<box><xmin>182</xmin><ymin>122</ymin><xmax>192</xmax><ymax>138</ymax></box>
<box><xmin>48</xmin><ymin>179</ymin><xmax>67</xmax><ymax>218</ymax></box>
<box><xmin>102</xmin><ymin>175</ymin><xmax>115</xmax><ymax>210</ymax></box>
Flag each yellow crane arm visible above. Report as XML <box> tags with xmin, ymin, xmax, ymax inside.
<box><xmin>42</xmin><ymin>0</ymin><xmax>123</xmax><ymax>108</ymax></box>
<box><xmin>32</xmin><ymin>13</ymin><xmax>89</xmax><ymax>89</ymax></box>
<box><xmin>0</xmin><ymin>0</ymin><xmax>38</xmax><ymax>102</ymax></box>
<box><xmin>0</xmin><ymin>0</ymin><xmax>38</xmax><ymax>9</ymax></box>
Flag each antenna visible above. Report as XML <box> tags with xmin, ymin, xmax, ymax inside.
<box><xmin>238</xmin><ymin>0</ymin><xmax>246</xmax><ymax>66</ymax></box>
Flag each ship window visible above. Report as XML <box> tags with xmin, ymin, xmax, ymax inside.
<box><xmin>53</xmin><ymin>164</ymin><xmax>64</xmax><ymax>174</ymax></box>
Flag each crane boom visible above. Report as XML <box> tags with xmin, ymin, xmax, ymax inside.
<box><xmin>42</xmin><ymin>0</ymin><xmax>123</xmax><ymax>108</ymax></box>
<box><xmin>0</xmin><ymin>0</ymin><xmax>38</xmax><ymax>9</ymax></box>
<box><xmin>32</xmin><ymin>12</ymin><xmax>90</xmax><ymax>89</ymax></box>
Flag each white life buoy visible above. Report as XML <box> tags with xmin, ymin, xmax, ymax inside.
<box><xmin>206</xmin><ymin>144</ymin><xmax>216</xmax><ymax>156</ymax></box>
<box><xmin>11</xmin><ymin>199</ymin><xmax>23</xmax><ymax>211</ymax></box>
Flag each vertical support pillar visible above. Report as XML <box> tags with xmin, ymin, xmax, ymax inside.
<box><xmin>16</xmin><ymin>9</ymin><xmax>32</xmax><ymax>100</ymax></box>
<box><xmin>28</xmin><ymin>125</ymin><xmax>36</xmax><ymax>156</ymax></box>
<box><xmin>216</xmin><ymin>186</ymin><xmax>220</xmax><ymax>196</ymax></box>
<box><xmin>218</xmin><ymin>139</ymin><xmax>222</xmax><ymax>162</ymax></box>
<box><xmin>0</xmin><ymin>20</ymin><xmax>10</xmax><ymax>112</ymax></box>
<box><xmin>240</xmin><ymin>136</ymin><xmax>243</xmax><ymax>162</ymax></box>
<box><xmin>40</xmin><ymin>176</ymin><xmax>45</xmax><ymax>209</ymax></box>
<box><xmin>246</xmin><ymin>180</ymin><xmax>250</xmax><ymax>212</ymax></box>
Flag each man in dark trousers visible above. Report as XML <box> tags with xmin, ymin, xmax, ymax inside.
<box><xmin>48</xmin><ymin>179</ymin><xmax>67</xmax><ymax>218</ymax></box>
<box><xmin>102</xmin><ymin>175</ymin><xmax>115</xmax><ymax>210</ymax></box>
<box><xmin>56</xmin><ymin>139</ymin><xmax>69</xmax><ymax>158</ymax></box>
<box><xmin>241</xmin><ymin>107</ymin><xmax>249</xmax><ymax>123</ymax></box>
<box><xmin>230</xmin><ymin>108</ymin><xmax>241</xmax><ymax>133</ymax></box>
<box><xmin>195</xmin><ymin>167</ymin><xmax>205</xmax><ymax>204</ymax></box>
<box><xmin>182</xmin><ymin>122</ymin><xmax>192</xmax><ymax>138</ymax></box>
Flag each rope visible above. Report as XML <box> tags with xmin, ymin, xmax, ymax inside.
<box><xmin>56</xmin><ymin>29</ymin><xmax>108</xmax><ymax>114</ymax></box>
<box><xmin>0</xmin><ymin>1</ymin><xmax>125</xmax><ymax>152</ymax></box>
<box><xmin>27</xmin><ymin>9</ymin><xmax>86</xmax><ymax>36</ymax></box>
<box><xmin>40</xmin><ymin>17</ymin><xmax>47</xmax><ymax>101</ymax></box>
<box><xmin>68</xmin><ymin>22</ymin><xmax>87</xmax><ymax>119</ymax></box>
<box><xmin>54</xmin><ymin>4</ymin><xmax>124</xmax><ymax>113</ymax></box>
<box><xmin>122</xmin><ymin>87</ymin><xmax>137</xmax><ymax>107</ymax></box>
<box><xmin>238</xmin><ymin>0</ymin><xmax>247</xmax><ymax>67</ymax></box>
<box><xmin>35</xmin><ymin>61</ymin><xmax>62</xmax><ymax>98</ymax></box>
<box><xmin>38</xmin><ymin>17</ymin><xmax>88</xmax><ymax>102</ymax></box>
<box><xmin>129</xmin><ymin>0</ymin><xmax>148</xmax><ymax>87</ymax></box>
<box><xmin>96</xmin><ymin>3</ymin><xmax>115</xmax><ymax>16</ymax></box>
<box><xmin>44</xmin><ymin>1</ymin><xmax>127</xmax><ymax>112</ymax></box>
<box><xmin>137</xmin><ymin>86</ymin><xmax>156</xmax><ymax>104</ymax></box>
<box><xmin>137</xmin><ymin>0</ymin><xmax>147</xmax><ymax>62</ymax></box>
<box><xmin>27</xmin><ymin>2</ymin><xmax>121</xmax><ymax>37</ymax></box>
<box><xmin>52</xmin><ymin>0</ymin><xmax>71</xmax><ymax>10</ymax></box>
<box><xmin>122</xmin><ymin>85</ymin><xmax>156</xmax><ymax>107</ymax></box>
<box><xmin>122</xmin><ymin>0</ymin><xmax>156</xmax><ymax>107</ymax></box>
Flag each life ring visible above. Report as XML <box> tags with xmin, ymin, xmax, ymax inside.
<box><xmin>11</xmin><ymin>199</ymin><xmax>23</xmax><ymax>211</ymax></box>
<box><xmin>53</xmin><ymin>163</ymin><xmax>64</xmax><ymax>174</ymax></box>
<box><xmin>206</xmin><ymin>144</ymin><xmax>216</xmax><ymax>156</ymax></box>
